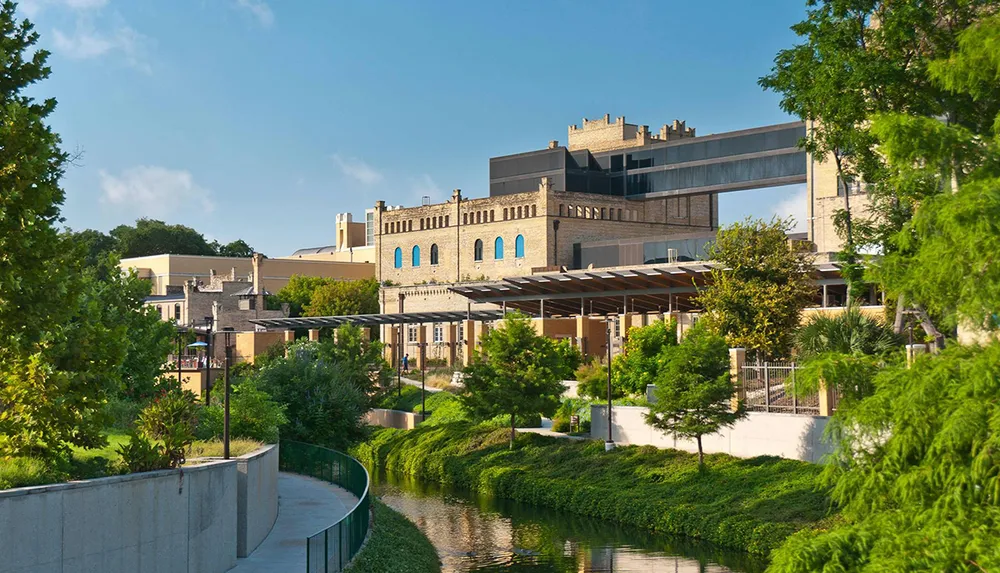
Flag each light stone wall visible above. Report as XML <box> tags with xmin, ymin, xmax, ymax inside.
<box><xmin>807</xmin><ymin>148</ymin><xmax>875</xmax><ymax>253</ymax></box>
<box><xmin>591</xmin><ymin>406</ymin><xmax>833</xmax><ymax>463</ymax></box>
<box><xmin>566</xmin><ymin>114</ymin><xmax>696</xmax><ymax>152</ymax></box>
<box><xmin>0</xmin><ymin>460</ymin><xmax>238</xmax><ymax>573</ymax></box>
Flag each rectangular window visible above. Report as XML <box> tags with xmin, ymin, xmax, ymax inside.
<box><xmin>408</xmin><ymin>325</ymin><xmax>418</xmax><ymax>343</ymax></box>
<box><xmin>174</xmin><ymin>304</ymin><xmax>181</xmax><ymax>320</ymax></box>
<box><xmin>457</xmin><ymin>323</ymin><xmax>465</xmax><ymax>343</ymax></box>
<box><xmin>433</xmin><ymin>324</ymin><xmax>443</xmax><ymax>343</ymax></box>
<box><xmin>365</xmin><ymin>210</ymin><xmax>375</xmax><ymax>246</ymax></box>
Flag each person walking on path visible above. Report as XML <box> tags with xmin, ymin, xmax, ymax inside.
<box><xmin>403</xmin><ymin>353</ymin><xmax>409</xmax><ymax>372</ymax></box>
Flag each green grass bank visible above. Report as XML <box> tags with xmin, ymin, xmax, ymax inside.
<box><xmin>344</xmin><ymin>499</ymin><xmax>441</xmax><ymax>573</ymax></box>
<box><xmin>352</xmin><ymin>423</ymin><xmax>832</xmax><ymax>556</ymax></box>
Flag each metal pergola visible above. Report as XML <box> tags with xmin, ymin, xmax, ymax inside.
<box><xmin>249</xmin><ymin>310</ymin><xmax>507</xmax><ymax>330</ymax></box>
<box><xmin>448</xmin><ymin>261</ymin><xmax>855</xmax><ymax>317</ymax></box>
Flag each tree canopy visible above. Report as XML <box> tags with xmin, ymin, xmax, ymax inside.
<box><xmin>461</xmin><ymin>313</ymin><xmax>574</xmax><ymax>448</ymax></box>
<box><xmin>645</xmin><ymin>323</ymin><xmax>745</xmax><ymax>468</ymax></box>
<box><xmin>611</xmin><ymin>319</ymin><xmax>678</xmax><ymax>396</ymax></box>
<box><xmin>698</xmin><ymin>218</ymin><xmax>815</xmax><ymax>360</ymax></box>
<box><xmin>68</xmin><ymin>218</ymin><xmax>260</xmax><ymax>263</ymax></box>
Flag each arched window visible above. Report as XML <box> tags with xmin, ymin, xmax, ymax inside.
<box><xmin>420</xmin><ymin>219</ymin><xmax>425</xmax><ymax>230</ymax></box>
<box><xmin>568</xmin><ymin>204</ymin><xmax>574</xmax><ymax>217</ymax></box>
<box><xmin>474</xmin><ymin>239</ymin><xmax>483</xmax><ymax>261</ymax></box>
<box><xmin>515</xmin><ymin>234</ymin><xmax>525</xmax><ymax>259</ymax></box>
<box><xmin>476</xmin><ymin>212</ymin><xmax>481</xmax><ymax>224</ymax></box>
<box><xmin>531</xmin><ymin>205</ymin><xmax>537</xmax><ymax>217</ymax></box>
<box><xmin>503</xmin><ymin>208</ymin><xmax>508</xmax><ymax>220</ymax></box>
<box><xmin>394</xmin><ymin>247</ymin><xmax>402</xmax><ymax>268</ymax></box>
<box><xmin>490</xmin><ymin>210</ymin><xmax>495</xmax><ymax>222</ymax></box>
<box><xmin>412</xmin><ymin>245</ymin><xmax>421</xmax><ymax>267</ymax></box>
<box><xmin>463</xmin><ymin>213</ymin><xmax>468</xmax><ymax>225</ymax></box>
<box><xmin>517</xmin><ymin>206</ymin><xmax>522</xmax><ymax>218</ymax></box>
<box><xmin>559</xmin><ymin>204</ymin><xmax>565</xmax><ymax>216</ymax></box>
<box><xmin>494</xmin><ymin>237</ymin><xmax>504</xmax><ymax>260</ymax></box>
<box><xmin>430</xmin><ymin>244</ymin><xmax>439</xmax><ymax>265</ymax></box>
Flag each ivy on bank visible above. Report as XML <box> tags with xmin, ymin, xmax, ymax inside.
<box><xmin>343</xmin><ymin>499</ymin><xmax>440</xmax><ymax>573</ymax></box>
<box><xmin>352</xmin><ymin>423</ymin><xmax>832</xmax><ymax>555</ymax></box>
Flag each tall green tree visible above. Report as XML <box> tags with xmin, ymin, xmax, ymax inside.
<box><xmin>461</xmin><ymin>313</ymin><xmax>573</xmax><ymax>448</ymax></box>
<box><xmin>698</xmin><ymin>218</ymin><xmax>815</xmax><ymax>360</ymax></box>
<box><xmin>769</xmin><ymin>15</ymin><xmax>1000</xmax><ymax>571</ymax></box>
<box><xmin>759</xmin><ymin>0</ymin><xmax>985</xmax><ymax>332</ymax></box>
<box><xmin>212</xmin><ymin>238</ymin><xmax>255</xmax><ymax>258</ymax></box>
<box><xmin>275</xmin><ymin>275</ymin><xmax>337</xmax><ymax>316</ymax></box>
<box><xmin>305</xmin><ymin>277</ymin><xmax>380</xmax><ymax>317</ymax></box>
<box><xmin>645</xmin><ymin>323</ymin><xmax>746</xmax><ymax>468</ymax></box>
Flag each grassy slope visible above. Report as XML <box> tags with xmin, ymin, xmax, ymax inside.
<box><xmin>353</xmin><ymin>423</ymin><xmax>831</xmax><ymax>555</ymax></box>
<box><xmin>344</xmin><ymin>499</ymin><xmax>441</xmax><ymax>573</ymax></box>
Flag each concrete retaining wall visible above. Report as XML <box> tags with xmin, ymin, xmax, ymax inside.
<box><xmin>0</xmin><ymin>460</ymin><xmax>238</xmax><ymax>573</ymax></box>
<box><xmin>236</xmin><ymin>444</ymin><xmax>279</xmax><ymax>558</ymax></box>
<box><xmin>366</xmin><ymin>408</ymin><xmax>426</xmax><ymax>429</ymax></box>
<box><xmin>591</xmin><ymin>405</ymin><xmax>833</xmax><ymax>463</ymax></box>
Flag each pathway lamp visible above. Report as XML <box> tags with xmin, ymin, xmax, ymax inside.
<box><xmin>603</xmin><ymin>314</ymin><xmax>617</xmax><ymax>451</ymax></box>
<box><xmin>419</xmin><ymin>341</ymin><xmax>427</xmax><ymax>419</ymax></box>
<box><xmin>222</xmin><ymin>327</ymin><xmax>235</xmax><ymax>460</ymax></box>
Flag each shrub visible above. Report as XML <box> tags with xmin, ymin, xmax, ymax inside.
<box><xmin>576</xmin><ymin>357</ymin><xmax>624</xmax><ymax>400</ymax></box>
<box><xmin>102</xmin><ymin>396</ymin><xmax>144</xmax><ymax>431</ymax></box>
<box><xmin>137</xmin><ymin>388</ymin><xmax>199</xmax><ymax>468</ymax></box>
<box><xmin>198</xmin><ymin>377</ymin><xmax>287</xmax><ymax>443</ymax></box>
<box><xmin>612</xmin><ymin>320</ymin><xmax>678</xmax><ymax>395</ymax></box>
<box><xmin>795</xmin><ymin>307</ymin><xmax>903</xmax><ymax>358</ymax></box>
<box><xmin>0</xmin><ymin>457</ymin><xmax>59</xmax><ymax>489</ymax></box>
<box><xmin>115</xmin><ymin>432</ymin><xmax>168</xmax><ymax>473</ymax></box>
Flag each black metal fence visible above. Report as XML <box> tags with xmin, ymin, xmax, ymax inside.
<box><xmin>279</xmin><ymin>440</ymin><xmax>371</xmax><ymax>573</ymax></box>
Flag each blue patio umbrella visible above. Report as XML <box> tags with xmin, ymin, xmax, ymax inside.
<box><xmin>187</xmin><ymin>341</ymin><xmax>208</xmax><ymax>348</ymax></box>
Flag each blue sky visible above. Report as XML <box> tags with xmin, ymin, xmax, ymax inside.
<box><xmin>24</xmin><ymin>0</ymin><xmax>811</xmax><ymax>256</ymax></box>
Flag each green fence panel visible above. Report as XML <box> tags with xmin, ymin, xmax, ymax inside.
<box><xmin>280</xmin><ymin>440</ymin><xmax>371</xmax><ymax>572</ymax></box>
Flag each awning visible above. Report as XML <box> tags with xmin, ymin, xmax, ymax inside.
<box><xmin>250</xmin><ymin>310</ymin><xmax>506</xmax><ymax>330</ymax></box>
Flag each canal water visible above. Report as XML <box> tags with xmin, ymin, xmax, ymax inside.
<box><xmin>371</xmin><ymin>471</ymin><xmax>767</xmax><ymax>573</ymax></box>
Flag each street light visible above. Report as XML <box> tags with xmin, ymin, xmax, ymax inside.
<box><xmin>204</xmin><ymin>316</ymin><xmax>214</xmax><ymax>399</ymax></box>
<box><xmin>222</xmin><ymin>327</ymin><xmax>235</xmax><ymax>460</ymax></box>
<box><xmin>420</xmin><ymin>341</ymin><xmax>427</xmax><ymax>419</ymax></box>
<box><xmin>604</xmin><ymin>314</ymin><xmax>617</xmax><ymax>451</ymax></box>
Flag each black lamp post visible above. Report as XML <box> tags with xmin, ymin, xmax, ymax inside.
<box><xmin>222</xmin><ymin>327</ymin><xmax>235</xmax><ymax>460</ymax></box>
<box><xmin>397</xmin><ymin>324</ymin><xmax>403</xmax><ymax>397</ymax></box>
<box><xmin>176</xmin><ymin>328</ymin><xmax>184</xmax><ymax>386</ymax></box>
<box><xmin>204</xmin><ymin>316</ymin><xmax>214</xmax><ymax>399</ymax></box>
<box><xmin>420</xmin><ymin>341</ymin><xmax>427</xmax><ymax>418</ymax></box>
<box><xmin>604</xmin><ymin>315</ymin><xmax>616</xmax><ymax>451</ymax></box>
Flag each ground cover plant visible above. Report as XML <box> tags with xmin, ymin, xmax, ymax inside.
<box><xmin>342</xmin><ymin>499</ymin><xmax>441</xmax><ymax>573</ymax></box>
<box><xmin>353</xmin><ymin>423</ymin><xmax>829</xmax><ymax>555</ymax></box>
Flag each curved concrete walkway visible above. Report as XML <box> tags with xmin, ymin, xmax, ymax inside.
<box><xmin>228</xmin><ymin>473</ymin><xmax>358</xmax><ymax>573</ymax></box>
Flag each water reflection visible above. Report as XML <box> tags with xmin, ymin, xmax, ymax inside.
<box><xmin>371</xmin><ymin>471</ymin><xmax>767</xmax><ymax>573</ymax></box>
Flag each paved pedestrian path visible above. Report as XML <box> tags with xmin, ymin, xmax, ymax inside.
<box><xmin>228</xmin><ymin>473</ymin><xmax>358</xmax><ymax>573</ymax></box>
<box><xmin>516</xmin><ymin>418</ymin><xmax>587</xmax><ymax>441</ymax></box>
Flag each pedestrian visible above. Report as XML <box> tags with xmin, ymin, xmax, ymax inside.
<box><xmin>402</xmin><ymin>353</ymin><xmax>409</xmax><ymax>372</ymax></box>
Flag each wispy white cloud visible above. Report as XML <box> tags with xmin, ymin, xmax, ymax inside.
<box><xmin>100</xmin><ymin>166</ymin><xmax>214</xmax><ymax>216</ymax></box>
<box><xmin>234</xmin><ymin>0</ymin><xmax>274</xmax><ymax>27</ymax></box>
<box><xmin>52</xmin><ymin>22</ymin><xmax>151</xmax><ymax>73</ymax></box>
<box><xmin>772</xmin><ymin>185</ymin><xmax>808</xmax><ymax>232</ymax></box>
<box><xmin>332</xmin><ymin>154</ymin><xmax>383</xmax><ymax>185</ymax></box>
<box><xmin>410</xmin><ymin>174</ymin><xmax>442</xmax><ymax>203</ymax></box>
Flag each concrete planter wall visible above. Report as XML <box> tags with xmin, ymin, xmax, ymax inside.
<box><xmin>592</xmin><ymin>405</ymin><xmax>833</xmax><ymax>463</ymax></box>
<box><xmin>0</xmin><ymin>460</ymin><xmax>237</xmax><ymax>573</ymax></box>
<box><xmin>236</xmin><ymin>444</ymin><xmax>278</xmax><ymax>557</ymax></box>
<box><xmin>0</xmin><ymin>444</ymin><xmax>280</xmax><ymax>573</ymax></box>
<box><xmin>366</xmin><ymin>408</ymin><xmax>426</xmax><ymax>429</ymax></box>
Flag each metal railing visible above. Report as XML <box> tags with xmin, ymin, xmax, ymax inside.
<box><xmin>739</xmin><ymin>360</ymin><xmax>820</xmax><ymax>415</ymax></box>
<box><xmin>279</xmin><ymin>440</ymin><xmax>371</xmax><ymax>573</ymax></box>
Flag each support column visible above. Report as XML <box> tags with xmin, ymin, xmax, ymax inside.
<box><xmin>308</xmin><ymin>329</ymin><xmax>320</xmax><ymax>342</ymax></box>
<box><xmin>284</xmin><ymin>330</ymin><xmax>295</xmax><ymax>357</ymax></box>
<box><xmin>461</xmin><ymin>319</ymin><xmax>475</xmax><ymax>365</ymax></box>
<box><xmin>729</xmin><ymin>347</ymin><xmax>746</xmax><ymax>412</ymax></box>
<box><xmin>818</xmin><ymin>380</ymin><xmax>835</xmax><ymax>416</ymax></box>
<box><xmin>444</xmin><ymin>323</ymin><xmax>457</xmax><ymax>367</ymax></box>
<box><xmin>575</xmin><ymin>315</ymin><xmax>589</xmax><ymax>357</ymax></box>
<box><xmin>416</xmin><ymin>323</ymin><xmax>427</xmax><ymax>370</ymax></box>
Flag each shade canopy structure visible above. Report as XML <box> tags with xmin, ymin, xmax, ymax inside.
<box><xmin>250</xmin><ymin>310</ymin><xmax>507</xmax><ymax>331</ymax></box>
<box><xmin>449</xmin><ymin>261</ymin><xmax>858</xmax><ymax>318</ymax></box>
<box><xmin>186</xmin><ymin>341</ymin><xmax>208</xmax><ymax>348</ymax></box>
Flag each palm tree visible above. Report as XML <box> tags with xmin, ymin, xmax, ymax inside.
<box><xmin>796</xmin><ymin>307</ymin><xmax>902</xmax><ymax>358</ymax></box>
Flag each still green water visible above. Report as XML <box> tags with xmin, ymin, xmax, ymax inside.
<box><xmin>371</xmin><ymin>470</ymin><xmax>768</xmax><ymax>573</ymax></box>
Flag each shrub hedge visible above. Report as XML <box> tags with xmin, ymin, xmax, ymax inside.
<box><xmin>377</xmin><ymin>385</ymin><xmax>541</xmax><ymax>428</ymax></box>
<box><xmin>352</xmin><ymin>423</ymin><xmax>831</xmax><ymax>555</ymax></box>
<box><xmin>343</xmin><ymin>499</ymin><xmax>440</xmax><ymax>573</ymax></box>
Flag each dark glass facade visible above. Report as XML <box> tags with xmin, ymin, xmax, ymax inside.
<box><xmin>488</xmin><ymin>123</ymin><xmax>807</xmax><ymax>198</ymax></box>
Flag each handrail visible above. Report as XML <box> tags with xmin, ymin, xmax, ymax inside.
<box><xmin>279</xmin><ymin>440</ymin><xmax>371</xmax><ymax>572</ymax></box>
